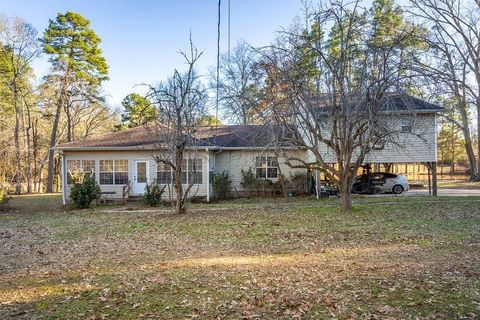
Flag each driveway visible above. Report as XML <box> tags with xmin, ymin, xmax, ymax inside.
<box><xmin>407</xmin><ymin>188</ymin><xmax>480</xmax><ymax>196</ymax></box>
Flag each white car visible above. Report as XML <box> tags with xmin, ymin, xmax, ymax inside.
<box><xmin>352</xmin><ymin>172</ymin><xmax>409</xmax><ymax>194</ymax></box>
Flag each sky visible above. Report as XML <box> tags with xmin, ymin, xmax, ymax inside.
<box><xmin>1</xmin><ymin>0</ymin><xmax>303</xmax><ymax>109</ymax></box>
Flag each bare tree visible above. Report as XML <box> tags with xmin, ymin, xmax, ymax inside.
<box><xmin>148</xmin><ymin>40</ymin><xmax>207</xmax><ymax>214</ymax></box>
<box><xmin>0</xmin><ymin>15</ymin><xmax>39</xmax><ymax>193</ymax></box>
<box><xmin>260</xmin><ymin>0</ymin><xmax>422</xmax><ymax>211</ymax></box>
<box><xmin>409</xmin><ymin>0</ymin><xmax>480</xmax><ymax>179</ymax></box>
<box><xmin>212</xmin><ymin>40</ymin><xmax>262</xmax><ymax>124</ymax></box>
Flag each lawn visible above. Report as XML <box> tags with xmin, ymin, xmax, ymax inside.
<box><xmin>0</xmin><ymin>194</ymin><xmax>479</xmax><ymax>319</ymax></box>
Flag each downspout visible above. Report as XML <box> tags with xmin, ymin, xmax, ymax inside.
<box><xmin>59</xmin><ymin>150</ymin><xmax>66</xmax><ymax>206</ymax></box>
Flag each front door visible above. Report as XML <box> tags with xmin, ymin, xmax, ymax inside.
<box><xmin>133</xmin><ymin>160</ymin><xmax>148</xmax><ymax>195</ymax></box>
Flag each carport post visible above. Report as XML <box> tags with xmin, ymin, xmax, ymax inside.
<box><xmin>427</xmin><ymin>163</ymin><xmax>432</xmax><ymax>196</ymax></box>
<box><xmin>206</xmin><ymin>148</ymin><xmax>210</xmax><ymax>202</ymax></box>
<box><xmin>432</xmin><ymin>162</ymin><xmax>438</xmax><ymax>196</ymax></box>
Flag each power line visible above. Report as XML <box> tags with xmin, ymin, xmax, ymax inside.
<box><xmin>228</xmin><ymin>0</ymin><xmax>231</xmax><ymax>59</ymax></box>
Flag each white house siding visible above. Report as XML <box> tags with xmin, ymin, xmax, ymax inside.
<box><xmin>309</xmin><ymin>113</ymin><xmax>438</xmax><ymax>164</ymax></box>
<box><xmin>63</xmin><ymin>150</ymin><xmax>209</xmax><ymax>200</ymax></box>
<box><xmin>214</xmin><ymin>149</ymin><xmax>308</xmax><ymax>189</ymax></box>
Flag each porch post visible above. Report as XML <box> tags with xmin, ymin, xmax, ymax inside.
<box><xmin>432</xmin><ymin>162</ymin><xmax>438</xmax><ymax>196</ymax></box>
<box><xmin>206</xmin><ymin>148</ymin><xmax>210</xmax><ymax>202</ymax></box>
<box><xmin>60</xmin><ymin>151</ymin><xmax>66</xmax><ymax>206</ymax></box>
<box><xmin>315</xmin><ymin>168</ymin><xmax>320</xmax><ymax>200</ymax></box>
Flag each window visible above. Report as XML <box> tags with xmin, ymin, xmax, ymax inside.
<box><xmin>256</xmin><ymin>156</ymin><xmax>278</xmax><ymax>179</ymax></box>
<box><xmin>157</xmin><ymin>162</ymin><xmax>172</xmax><ymax>184</ymax></box>
<box><xmin>401</xmin><ymin>119</ymin><xmax>413</xmax><ymax>133</ymax></box>
<box><xmin>189</xmin><ymin>158</ymin><xmax>203</xmax><ymax>184</ymax></box>
<box><xmin>181</xmin><ymin>159</ymin><xmax>188</xmax><ymax>184</ymax></box>
<box><xmin>99</xmin><ymin>160</ymin><xmax>129</xmax><ymax>185</ymax></box>
<box><xmin>82</xmin><ymin>160</ymin><xmax>96</xmax><ymax>179</ymax></box>
<box><xmin>66</xmin><ymin>160</ymin><xmax>95</xmax><ymax>184</ymax></box>
<box><xmin>66</xmin><ymin>160</ymin><xmax>80</xmax><ymax>184</ymax></box>
<box><xmin>115</xmin><ymin>160</ymin><xmax>129</xmax><ymax>184</ymax></box>
<box><xmin>156</xmin><ymin>158</ymin><xmax>203</xmax><ymax>185</ymax></box>
<box><xmin>99</xmin><ymin>160</ymin><xmax>113</xmax><ymax>185</ymax></box>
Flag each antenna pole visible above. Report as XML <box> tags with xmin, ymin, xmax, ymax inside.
<box><xmin>215</xmin><ymin>0</ymin><xmax>222</xmax><ymax>142</ymax></box>
<box><xmin>228</xmin><ymin>0</ymin><xmax>231</xmax><ymax>58</ymax></box>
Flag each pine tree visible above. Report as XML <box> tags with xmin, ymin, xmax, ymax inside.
<box><xmin>117</xmin><ymin>93</ymin><xmax>157</xmax><ymax>129</ymax></box>
<box><xmin>41</xmin><ymin>11</ymin><xmax>109</xmax><ymax>193</ymax></box>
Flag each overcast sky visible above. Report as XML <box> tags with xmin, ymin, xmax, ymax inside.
<box><xmin>1</xmin><ymin>0</ymin><xmax>304</xmax><ymax>109</ymax></box>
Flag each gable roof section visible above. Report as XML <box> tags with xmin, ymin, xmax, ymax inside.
<box><xmin>314</xmin><ymin>93</ymin><xmax>444</xmax><ymax>115</ymax></box>
<box><xmin>54</xmin><ymin>124</ymin><xmax>300</xmax><ymax>151</ymax></box>
<box><xmin>380</xmin><ymin>93</ymin><xmax>444</xmax><ymax>113</ymax></box>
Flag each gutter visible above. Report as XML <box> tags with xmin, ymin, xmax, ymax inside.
<box><xmin>316</xmin><ymin>109</ymin><xmax>446</xmax><ymax>116</ymax></box>
<box><xmin>54</xmin><ymin>146</ymin><xmax>307</xmax><ymax>152</ymax></box>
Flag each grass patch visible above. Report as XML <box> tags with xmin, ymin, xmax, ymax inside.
<box><xmin>0</xmin><ymin>194</ymin><xmax>478</xmax><ymax>319</ymax></box>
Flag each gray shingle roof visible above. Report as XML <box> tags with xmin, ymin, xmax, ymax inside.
<box><xmin>314</xmin><ymin>93</ymin><xmax>444</xmax><ymax>114</ymax></box>
<box><xmin>54</xmin><ymin>124</ymin><xmax>300</xmax><ymax>150</ymax></box>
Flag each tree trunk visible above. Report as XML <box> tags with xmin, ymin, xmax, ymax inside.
<box><xmin>338</xmin><ymin>167</ymin><xmax>354</xmax><ymax>212</ymax></box>
<box><xmin>13</xmin><ymin>80</ymin><xmax>22</xmax><ymax>195</ymax></box>
<box><xmin>174</xmin><ymin>151</ymin><xmax>186</xmax><ymax>214</ymax></box>
<box><xmin>32</xmin><ymin>118</ymin><xmax>38</xmax><ymax>192</ymax></box>
<box><xmin>340</xmin><ymin>188</ymin><xmax>352</xmax><ymax>212</ymax></box>
<box><xmin>477</xmin><ymin>99</ymin><xmax>480</xmax><ymax>177</ymax></box>
<box><xmin>457</xmin><ymin>101</ymin><xmax>478</xmax><ymax>180</ymax></box>
<box><xmin>46</xmin><ymin>105</ymin><xmax>61</xmax><ymax>193</ymax></box>
<box><xmin>47</xmin><ymin>68</ymin><xmax>70</xmax><ymax>193</ymax></box>
<box><xmin>65</xmin><ymin>100</ymin><xmax>73</xmax><ymax>142</ymax></box>
<box><xmin>22</xmin><ymin>100</ymin><xmax>32</xmax><ymax>193</ymax></box>
<box><xmin>174</xmin><ymin>173</ymin><xmax>186</xmax><ymax>214</ymax></box>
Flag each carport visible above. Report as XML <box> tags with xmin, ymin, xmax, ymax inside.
<box><xmin>315</xmin><ymin>161</ymin><xmax>438</xmax><ymax>197</ymax></box>
<box><xmin>311</xmin><ymin>95</ymin><xmax>444</xmax><ymax>197</ymax></box>
<box><xmin>364</xmin><ymin>162</ymin><xmax>438</xmax><ymax>196</ymax></box>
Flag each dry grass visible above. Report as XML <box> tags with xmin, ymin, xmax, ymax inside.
<box><xmin>437</xmin><ymin>180</ymin><xmax>480</xmax><ymax>189</ymax></box>
<box><xmin>0</xmin><ymin>194</ymin><xmax>479</xmax><ymax>319</ymax></box>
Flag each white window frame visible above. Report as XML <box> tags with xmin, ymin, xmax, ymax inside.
<box><xmin>156</xmin><ymin>158</ymin><xmax>203</xmax><ymax>185</ymax></box>
<box><xmin>66</xmin><ymin>159</ymin><xmax>96</xmax><ymax>184</ymax></box>
<box><xmin>99</xmin><ymin>159</ymin><xmax>129</xmax><ymax>185</ymax></box>
<box><xmin>401</xmin><ymin>119</ymin><xmax>414</xmax><ymax>133</ymax></box>
<box><xmin>255</xmin><ymin>156</ymin><xmax>279</xmax><ymax>179</ymax></box>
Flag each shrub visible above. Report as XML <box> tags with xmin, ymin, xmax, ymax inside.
<box><xmin>0</xmin><ymin>182</ymin><xmax>11</xmax><ymax>211</ymax></box>
<box><xmin>240</xmin><ymin>168</ymin><xmax>257</xmax><ymax>187</ymax></box>
<box><xmin>285</xmin><ymin>172</ymin><xmax>307</xmax><ymax>194</ymax></box>
<box><xmin>142</xmin><ymin>181</ymin><xmax>166</xmax><ymax>206</ymax></box>
<box><xmin>69</xmin><ymin>172</ymin><xmax>101</xmax><ymax>209</ymax></box>
<box><xmin>211</xmin><ymin>171</ymin><xmax>232</xmax><ymax>200</ymax></box>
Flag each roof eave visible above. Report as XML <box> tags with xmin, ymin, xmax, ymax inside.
<box><xmin>316</xmin><ymin>109</ymin><xmax>445</xmax><ymax>116</ymax></box>
<box><xmin>54</xmin><ymin>145</ymin><xmax>306</xmax><ymax>152</ymax></box>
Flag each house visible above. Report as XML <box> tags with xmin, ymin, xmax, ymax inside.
<box><xmin>54</xmin><ymin>94</ymin><xmax>445</xmax><ymax>204</ymax></box>
<box><xmin>310</xmin><ymin>93</ymin><xmax>444</xmax><ymax>194</ymax></box>
<box><xmin>54</xmin><ymin>125</ymin><xmax>308</xmax><ymax>205</ymax></box>
<box><xmin>312</xmin><ymin>93</ymin><xmax>444</xmax><ymax>164</ymax></box>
